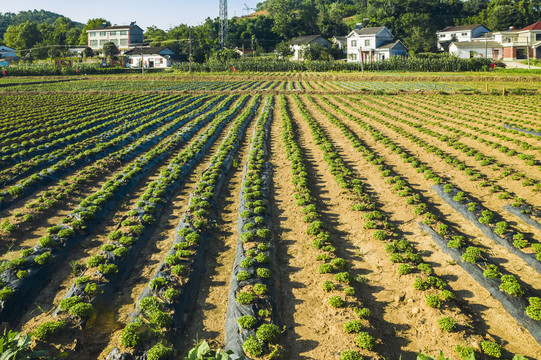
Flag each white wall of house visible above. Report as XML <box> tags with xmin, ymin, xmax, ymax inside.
<box><xmin>346</xmin><ymin>27</ymin><xmax>405</xmax><ymax>62</ymax></box>
<box><xmin>437</xmin><ymin>26</ymin><xmax>490</xmax><ymax>50</ymax></box>
<box><xmin>88</xmin><ymin>25</ymin><xmax>144</xmax><ymax>50</ymax></box>
<box><xmin>129</xmin><ymin>54</ymin><xmax>172</xmax><ymax>68</ymax></box>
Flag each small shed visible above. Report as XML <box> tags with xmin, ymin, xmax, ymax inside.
<box><xmin>124</xmin><ymin>47</ymin><xmax>181</xmax><ymax>68</ymax></box>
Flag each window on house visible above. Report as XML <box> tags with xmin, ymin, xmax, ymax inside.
<box><xmin>536</xmin><ymin>34</ymin><xmax>541</xmax><ymax>41</ymax></box>
<box><xmin>99</xmin><ymin>40</ymin><xmax>107</xmax><ymax>46</ymax></box>
<box><xmin>100</xmin><ymin>32</ymin><xmax>106</xmax><ymax>37</ymax></box>
<box><xmin>439</xmin><ymin>34</ymin><xmax>446</xmax><ymax>38</ymax></box>
<box><xmin>89</xmin><ymin>32</ymin><xmax>96</xmax><ymax>37</ymax></box>
<box><xmin>90</xmin><ymin>40</ymin><xmax>98</xmax><ymax>47</ymax></box>
<box><xmin>120</xmin><ymin>30</ymin><xmax>128</xmax><ymax>35</ymax></box>
<box><xmin>351</xmin><ymin>40</ymin><xmax>357</xmax><ymax>47</ymax></box>
<box><xmin>109</xmin><ymin>31</ymin><xmax>116</xmax><ymax>36</ymax></box>
<box><xmin>364</xmin><ymin>39</ymin><xmax>370</xmax><ymax>46</ymax></box>
<box><xmin>120</xmin><ymin>39</ymin><xmax>128</xmax><ymax>46</ymax></box>
<box><xmin>350</xmin><ymin>53</ymin><xmax>357</xmax><ymax>61</ymax></box>
<box><xmin>110</xmin><ymin>39</ymin><xmax>119</xmax><ymax>45</ymax></box>
<box><xmin>461</xmin><ymin>32</ymin><xmax>467</xmax><ymax>36</ymax></box>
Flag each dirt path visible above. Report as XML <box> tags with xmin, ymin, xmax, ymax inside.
<box><xmin>312</xmin><ymin>94</ymin><xmax>541</xmax><ymax>358</ymax></box>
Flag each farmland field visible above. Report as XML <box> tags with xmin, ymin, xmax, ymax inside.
<box><xmin>0</xmin><ymin>75</ymin><xmax>540</xmax><ymax>360</ymax></box>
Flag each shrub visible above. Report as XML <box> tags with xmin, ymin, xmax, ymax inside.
<box><xmin>258</xmin><ymin>309</ymin><xmax>270</xmax><ymax>318</ymax></box>
<box><xmin>146</xmin><ymin>343</ymin><xmax>173</xmax><ymax>360</ymax></box>
<box><xmin>33</xmin><ymin>321</ymin><xmax>66</xmax><ymax>340</ymax></box>
<box><xmin>328</xmin><ymin>296</ymin><xmax>344</xmax><ymax>308</ymax></box>
<box><xmin>243</xmin><ymin>335</ymin><xmax>263</xmax><ymax>357</ymax></box>
<box><xmin>454</xmin><ymin>345</ymin><xmax>475</xmax><ymax>360</ymax></box>
<box><xmin>322</xmin><ymin>281</ymin><xmax>336</xmax><ymax>292</ymax></box>
<box><xmin>236</xmin><ymin>291</ymin><xmax>254</xmax><ymax>305</ymax></box>
<box><xmin>440</xmin><ymin>290</ymin><xmax>455</xmax><ymax>301</ymax></box>
<box><xmin>253</xmin><ymin>283</ymin><xmax>267</xmax><ymax>295</ymax></box>
<box><xmin>331</xmin><ymin>258</ymin><xmax>347</xmax><ymax>269</ymax></box>
<box><xmin>257</xmin><ymin>268</ymin><xmax>270</xmax><ymax>278</ymax></box>
<box><xmin>237</xmin><ymin>271</ymin><xmax>251</xmax><ymax>281</ymax></box>
<box><xmin>0</xmin><ymin>287</ymin><xmax>14</xmax><ymax>300</ymax></box>
<box><xmin>318</xmin><ymin>264</ymin><xmax>335</xmax><ymax>274</ymax></box>
<box><xmin>341</xmin><ymin>350</ymin><xmax>363</xmax><ymax>360</ymax></box>
<box><xmin>57</xmin><ymin>229</ymin><xmax>75</xmax><ymax>238</ymax></box>
<box><xmin>237</xmin><ymin>315</ymin><xmax>258</xmax><ymax>330</ymax></box>
<box><xmin>59</xmin><ymin>296</ymin><xmax>82</xmax><ymax>311</ymax></box>
<box><xmin>354</xmin><ymin>307</ymin><xmax>370</xmax><ymax>319</ymax></box>
<box><xmin>164</xmin><ymin>288</ymin><xmax>180</xmax><ymax>301</ymax></box>
<box><xmin>109</xmin><ymin>246</ymin><xmax>127</xmax><ymax>257</ymax></box>
<box><xmin>481</xmin><ymin>341</ymin><xmax>502</xmax><ymax>358</ymax></box>
<box><xmin>355</xmin><ymin>332</ymin><xmax>375</xmax><ymax>350</ymax></box>
<box><xmin>34</xmin><ymin>252</ymin><xmax>53</xmax><ymax>265</ymax></box>
<box><xmin>397</xmin><ymin>264</ymin><xmax>413</xmax><ymax>275</ymax></box>
<box><xmin>256</xmin><ymin>324</ymin><xmax>280</xmax><ymax>344</ymax></box>
<box><xmin>39</xmin><ymin>235</ymin><xmax>56</xmax><ymax>248</ymax></box>
<box><xmin>418</xmin><ymin>263</ymin><xmax>434</xmax><ymax>275</ymax></box>
<box><xmin>85</xmin><ymin>283</ymin><xmax>101</xmax><ymax>296</ymax></box>
<box><xmin>344</xmin><ymin>286</ymin><xmax>355</xmax><ymax>296</ymax></box>
<box><xmin>500</xmin><ymin>275</ymin><xmax>524</xmax><ymax>297</ymax></box>
<box><xmin>343</xmin><ymin>320</ymin><xmax>363</xmax><ymax>333</ymax></box>
<box><xmin>425</xmin><ymin>294</ymin><xmax>441</xmax><ymax>308</ymax></box>
<box><xmin>437</xmin><ymin>316</ymin><xmax>456</xmax><ymax>332</ymax></box>
<box><xmin>373</xmin><ymin>230</ymin><xmax>387</xmax><ymax>240</ymax></box>
<box><xmin>462</xmin><ymin>247</ymin><xmax>481</xmax><ymax>263</ymax></box>
<box><xmin>68</xmin><ymin>302</ymin><xmax>95</xmax><ymax>318</ymax></box>
<box><xmin>150</xmin><ymin>277</ymin><xmax>168</xmax><ymax>290</ymax></box>
<box><xmin>121</xmin><ymin>317</ymin><xmax>146</xmax><ymax>348</ymax></box>
<box><xmin>240</xmin><ymin>259</ymin><xmax>253</xmax><ymax>268</ymax></box>
<box><xmin>255</xmin><ymin>253</ymin><xmax>270</xmax><ymax>263</ymax></box>
<box><xmin>171</xmin><ymin>264</ymin><xmax>187</xmax><ymax>276</ymax></box>
<box><xmin>87</xmin><ymin>255</ymin><xmax>105</xmax><ymax>267</ymax></box>
<box><xmin>334</xmin><ymin>272</ymin><xmax>351</xmax><ymax>284</ymax></box>
<box><xmin>98</xmin><ymin>263</ymin><xmax>118</xmax><ymax>275</ymax></box>
<box><xmin>16</xmin><ymin>270</ymin><xmax>28</xmax><ymax>279</ymax></box>
<box><xmin>147</xmin><ymin>310</ymin><xmax>171</xmax><ymax>328</ymax></box>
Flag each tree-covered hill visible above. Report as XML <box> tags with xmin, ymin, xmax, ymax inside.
<box><xmin>0</xmin><ymin>10</ymin><xmax>82</xmax><ymax>40</ymax></box>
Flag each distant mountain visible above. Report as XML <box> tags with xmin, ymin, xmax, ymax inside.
<box><xmin>0</xmin><ymin>10</ymin><xmax>82</xmax><ymax>39</ymax></box>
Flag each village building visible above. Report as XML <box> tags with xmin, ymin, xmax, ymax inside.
<box><xmin>87</xmin><ymin>22</ymin><xmax>144</xmax><ymax>51</ymax></box>
<box><xmin>289</xmin><ymin>35</ymin><xmax>332</xmax><ymax>61</ymax></box>
<box><xmin>346</xmin><ymin>25</ymin><xmax>408</xmax><ymax>62</ymax></box>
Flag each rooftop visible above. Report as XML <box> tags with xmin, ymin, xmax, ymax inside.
<box><xmin>352</xmin><ymin>26</ymin><xmax>386</xmax><ymax>35</ymax></box>
<box><xmin>290</xmin><ymin>35</ymin><xmax>328</xmax><ymax>45</ymax></box>
<box><xmin>439</xmin><ymin>24</ymin><xmax>488</xmax><ymax>32</ymax></box>
<box><xmin>520</xmin><ymin>21</ymin><xmax>541</xmax><ymax>31</ymax></box>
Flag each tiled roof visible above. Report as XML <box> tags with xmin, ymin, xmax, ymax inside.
<box><xmin>439</xmin><ymin>24</ymin><xmax>487</xmax><ymax>32</ymax></box>
<box><xmin>352</xmin><ymin>26</ymin><xmax>386</xmax><ymax>35</ymax></box>
<box><xmin>290</xmin><ymin>35</ymin><xmax>327</xmax><ymax>45</ymax></box>
<box><xmin>520</xmin><ymin>22</ymin><xmax>541</xmax><ymax>31</ymax></box>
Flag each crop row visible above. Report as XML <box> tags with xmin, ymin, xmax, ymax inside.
<box><xmin>0</xmin><ymin>95</ymin><xmax>240</xmax><ymax>325</ymax></box>
<box><xmin>305</xmin><ymin>95</ymin><xmax>541</xmax><ymax>350</ymax></box>
<box><xmin>224</xmin><ymin>97</ymin><xmax>278</xmax><ymax>359</ymax></box>
<box><xmin>0</xmin><ymin>96</ymin><xmax>208</xmax><ymax>211</ymax></box>
<box><xmin>108</xmin><ymin>95</ymin><xmax>262</xmax><ymax>359</ymax></box>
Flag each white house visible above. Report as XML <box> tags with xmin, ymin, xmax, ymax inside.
<box><xmin>449</xmin><ymin>41</ymin><xmax>501</xmax><ymax>59</ymax></box>
<box><xmin>289</xmin><ymin>35</ymin><xmax>332</xmax><ymax>61</ymax></box>
<box><xmin>447</xmin><ymin>21</ymin><xmax>541</xmax><ymax>60</ymax></box>
<box><xmin>124</xmin><ymin>47</ymin><xmax>180</xmax><ymax>68</ymax></box>
<box><xmin>0</xmin><ymin>46</ymin><xmax>16</xmax><ymax>58</ymax></box>
<box><xmin>346</xmin><ymin>25</ymin><xmax>408</xmax><ymax>62</ymax></box>
<box><xmin>437</xmin><ymin>24</ymin><xmax>490</xmax><ymax>50</ymax></box>
<box><xmin>88</xmin><ymin>22</ymin><xmax>144</xmax><ymax>51</ymax></box>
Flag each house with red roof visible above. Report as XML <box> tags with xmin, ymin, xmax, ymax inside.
<box><xmin>446</xmin><ymin>22</ymin><xmax>541</xmax><ymax>60</ymax></box>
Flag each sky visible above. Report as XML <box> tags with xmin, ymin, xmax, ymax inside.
<box><xmin>1</xmin><ymin>0</ymin><xmax>261</xmax><ymax>29</ymax></box>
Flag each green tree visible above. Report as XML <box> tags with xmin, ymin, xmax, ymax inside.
<box><xmin>83</xmin><ymin>46</ymin><xmax>94</xmax><ymax>57</ymax></box>
<box><xmin>78</xmin><ymin>18</ymin><xmax>111</xmax><ymax>45</ymax></box>
<box><xmin>275</xmin><ymin>40</ymin><xmax>293</xmax><ymax>57</ymax></box>
<box><xmin>102</xmin><ymin>41</ymin><xmax>119</xmax><ymax>58</ymax></box>
<box><xmin>3</xmin><ymin>21</ymin><xmax>42</xmax><ymax>51</ymax></box>
<box><xmin>488</xmin><ymin>4</ymin><xmax>526</xmax><ymax>30</ymax></box>
<box><xmin>266</xmin><ymin>0</ymin><xmax>298</xmax><ymax>39</ymax></box>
